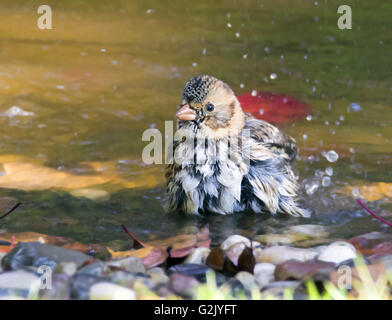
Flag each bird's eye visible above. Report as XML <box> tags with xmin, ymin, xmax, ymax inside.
<box><xmin>206</xmin><ymin>103</ymin><xmax>214</xmax><ymax>112</ymax></box>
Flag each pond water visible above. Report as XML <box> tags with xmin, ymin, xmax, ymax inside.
<box><xmin>0</xmin><ymin>0</ymin><xmax>391</xmax><ymax>249</ymax></box>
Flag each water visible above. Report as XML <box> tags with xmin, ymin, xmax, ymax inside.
<box><xmin>0</xmin><ymin>0</ymin><xmax>391</xmax><ymax>248</ymax></box>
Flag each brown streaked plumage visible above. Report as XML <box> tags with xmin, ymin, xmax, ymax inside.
<box><xmin>165</xmin><ymin>75</ymin><xmax>309</xmax><ymax>217</ymax></box>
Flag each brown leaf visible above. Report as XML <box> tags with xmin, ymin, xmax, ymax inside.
<box><xmin>237</xmin><ymin>247</ymin><xmax>256</xmax><ymax>274</ymax></box>
<box><xmin>206</xmin><ymin>247</ymin><xmax>225</xmax><ymax>271</ymax></box>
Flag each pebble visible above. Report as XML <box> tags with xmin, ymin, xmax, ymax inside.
<box><xmin>146</xmin><ymin>268</ymin><xmax>169</xmax><ymax>287</ymax></box>
<box><xmin>220</xmin><ymin>235</ymin><xmax>252</xmax><ymax>250</ymax></box>
<box><xmin>169</xmin><ymin>273</ymin><xmax>200</xmax><ymax>298</ymax></box>
<box><xmin>39</xmin><ymin>273</ymin><xmax>71</xmax><ymax>300</ymax></box>
<box><xmin>2</xmin><ymin>242</ymin><xmax>91</xmax><ymax>270</ymax></box>
<box><xmin>71</xmin><ymin>274</ymin><xmax>106</xmax><ymax>300</ymax></box>
<box><xmin>107</xmin><ymin>256</ymin><xmax>146</xmax><ymax>274</ymax></box>
<box><xmin>274</xmin><ymin>260</ymin><xmax>335</xmax><ymax>281</ymax></box>
<box><xmin>254</xmin><ymin>246</ymin><xmax>318</xmax><ymax>265</ymax></box>
<box><xmin>235</xmin><ymin>271</ymin><xmax>259</xmax><ymax>291</ymax></box>
<box><xmin>253</xmin><ymin>263</ymin><xmax>276</xmax><ymax>288</ymax></box>
<box><xmin>89</xmin><ymin>282</ymin><xmax>136</xmax><ymax>300</ymax></box>
<box><xmin>318</xmin><ymin>241</ymin><xmax>357</xmax><ymax>265</ymax></box>
<box><xmin>0</xmin><ymin>270</ymin><xmax>40</xmax><ymax>291</ymax></box>
<box><xmin>184</xmin><ymin>247</ymin><xmax>210</xmax><ymax>265</ymax></box>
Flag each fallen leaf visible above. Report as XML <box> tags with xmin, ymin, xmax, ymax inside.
<box><xmin>237</xmin><ymin>247</ymin><xmax>256</xmax><ymax>273</ymax></box>
<box><xmin>337</xmin><ymin>182</ymin><xmax>392</xmax><ymax>202</ymax></box>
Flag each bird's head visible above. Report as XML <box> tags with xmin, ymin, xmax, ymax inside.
<box><xmin>176</xmin><ymin>75</ymin><xmax>245</xmax><ymax>139</ymax></box>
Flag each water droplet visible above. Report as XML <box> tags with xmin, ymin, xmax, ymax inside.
<box><xmin>350</xmin><ymin>102</ymin><xmax>362</xmax><ymax>112</ymax></box>
<box><xmin>325</xmin><ymin>150</ymin><xmax>339</xmax><ymax>162</ymax></box>
<box><xmin>305</xmin><ymin>182</ymin><xmax>319</xmax><ymax>195</ymax></box>
<box><xmin>322</xmin><ymin>176</ymin><xmax>331</xmax><ymax>187</ymax></box>
<box><xmin>269</xmin><ymin>73</ymin><xmax>277</xmax><ymax>80</ymax></box>
<box><xmin>325</xmin><ymin>167</ymin><xmax>333</xmax><ymax>176</ymax></box>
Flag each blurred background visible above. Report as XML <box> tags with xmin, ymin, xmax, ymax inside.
<box><xmin>0</xmin><ymin>0</ymin><xmax>391</xmax><ymax>248</ymax></box>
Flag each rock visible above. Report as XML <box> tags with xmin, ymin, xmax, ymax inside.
<box><xmin>366</xmin><ymin>242</ymin><xmax>392</xmax><ymax>262</ymax></box>
<box><xmin>107</xmin><ymin>256</ymin><xmax>146</xmax><ymax>274</ymax></box>
<box><xmin>168</xmin><ymin>264</ymin><xmax>226</xmax><ymax>285</ymax></box>
<box><xmin>348</xmin><ymin>232</ymin><xmax>392</xmax><ymax>251</ymax></box>
<box><xmin>253</xmin><ymin>263</ymin><xmax>275</xmax><ymax>288</ymax></box>
<box><xmin>274</xmin><ymin>260</ymin><xmax>335</xmax><ymax>281</ymax></box>
<box><xmin>256</xmin><ymin>225</ymin><xmax>328</xmax><ymax>246</ymax></box>
<box><xmin>109</xmin><ymin>271</ymin><xmax>155</xmax><ymax>290</ymax></box>
<box><xmin>0</xmin><ymin>270</ymin><xmax>40</xmax><ymax>291</ymax></box>
<box><xmin>77</xmin><ymin>261</ymin><xmax>110</xmax><ymax>277</ymax></box>
<box><xmin>221</xmin><ymin>235</ymin><xmax>258</xmax><ymax>250</ymax></box>
<box><xmin>254</xmin><ymin>246</ymin><xmax>318</xmax><ymax>265</ymax></box>
<box><xmin>184</xmin><ymin>247</ymin><xmax>210</xmax><ymax>265</ymax></box>
<box><xmin>2</xmin><ymin>242</ymin><xmax>91</xmax><ymax>270</ymax></box>
<box><xmin>53</xmin><ymin>262</ymin><xmax>77</xmax><ymax>277</ymax></box>
<box><xmin>235</xmin><ymin>271</ymin><xmax>259</xmax><ymax>291</ymax></box>
<box><xmin>318</xmin><ymin>241</ymin><xmax>357</xmax><ymax>265</ymax></box>
<box><xmin>71</xmin><ymin>274</ymin><xmax>106</xmax><ymax>300</ymax></box>
<box><xmin>255</xmin><ymin>233</ymin><xmax>308</xmax><ymax>246</ymax></box>
<box><xmin>169</xmin><ymin>273</ymin><xmax>200</xmax><ymax>298</ymax></box>
<box><xmin>89</xmin><ymin>282</ymin><xmax>136</xmax><ymax>300</ymax></box>
<box><xmin>39</xmin><ymin>273</ymin><xmax>71</xmax><ymax>300</ymax></box>
<box><xmin>146</xmin><ymin>268</ymin><xmax>169</xmax><ymax>287</ymax></box>
<box><xmin>287</xmin><ymin>225</ymin><xmax>328</xmax><ymax>238</ymax></box>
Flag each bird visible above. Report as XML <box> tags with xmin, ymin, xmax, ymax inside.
<box><xmin>165</xmin><ymin>75</ymin><xmax>309</xmax><ymax>217</ymax></box>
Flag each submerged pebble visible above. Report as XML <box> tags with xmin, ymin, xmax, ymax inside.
<box><xmin>318</xmin><ymin>241</ymin><xmax>357</xmax><ymax>265</ymax></box>
<box><xmin>253</xmin><ymin>246</ymin><xmax>318</xmax><ymax>265</ymax></box>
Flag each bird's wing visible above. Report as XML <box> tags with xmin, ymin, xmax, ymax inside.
<box><xmin>242</xmin><ymin>115</ymin><xmax>297</xmax><ymax>162</ymax></box>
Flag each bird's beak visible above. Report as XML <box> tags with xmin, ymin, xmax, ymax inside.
<box><xmin>176</xmin><ymin>104</ymin><xmax>197</xmax><ymax>121</ymax></box>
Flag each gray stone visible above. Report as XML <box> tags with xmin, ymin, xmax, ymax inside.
<box><xmin>77</xmin><ymin>261</ymin><xmax>110</xmax><ymax>277</ymax></box>
<box><xmin>2</xmin><ymin>242</ymin><xmax>91</xmax><ymax>270</ymax></box>
<box><xmin>107</xmin><ymin>256</ymin><xmax>145</xmax><ymax>274</ymax></box>
<box><xmin>53</xmin><ymin>262</ymin><xmax>77</xmax><ymax>277</ymax></box>
<box><xmin>39</xmin><ymin>273</ymin><xmax>71</xmax><ymax>300</ymax></box>
<box><xmin>71</xmin><ymin>273</ymin><xmax>107</xmax><ymax>300</ymax></box>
